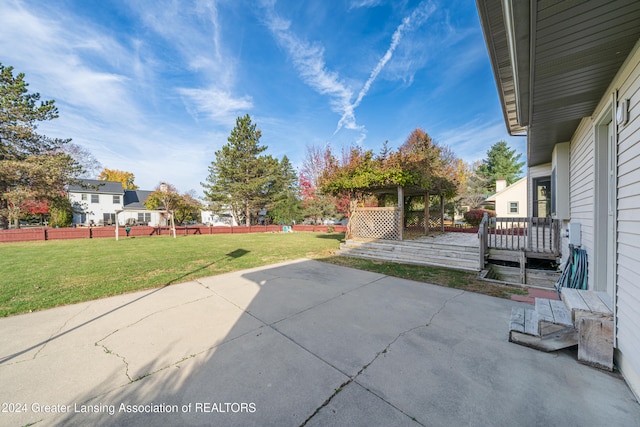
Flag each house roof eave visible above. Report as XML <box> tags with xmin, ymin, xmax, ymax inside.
<box><xmin>477</xmin><ymin>0</ymin><xmax>640</xmax><ymax>167</ymax></box>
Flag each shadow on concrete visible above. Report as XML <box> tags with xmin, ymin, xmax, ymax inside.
<box><xmin>27</xmin><ymin>259</ymin><xmax>640</xmax><ymax>426</ymax></box>
<box><xmin>0</xmin><ymin>249</ymin><xmax>249</xmax><ymax>365</ymax></box>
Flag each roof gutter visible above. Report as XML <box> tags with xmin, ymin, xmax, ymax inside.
<box><xmin>502</xmin><ymin>0</ymin><xmax>531</xmax><ymax>129</ymax></box>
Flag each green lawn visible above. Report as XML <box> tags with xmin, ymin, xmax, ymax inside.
<box><xmin>0</xmin><ymin>233</ymin><xmax>344</xmax><ymax>317</ymax></box>
<box><xmin>0</xmin><ymin>232</ymin><xmax>525</xmax><ymax>317</ymax></box>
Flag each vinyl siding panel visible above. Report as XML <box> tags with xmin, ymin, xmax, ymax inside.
<box><xmin>569</xmin><ymin>118</ymin><xmax>596</xmax><ymax>289</ymax></box>
<box><xmin>611</xmin><ymin>40</ymin><xmax>640</xmax><ymax>399</ymax></box>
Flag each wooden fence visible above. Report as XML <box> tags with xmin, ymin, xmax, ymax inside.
<box><xmin>0</xmin><ymin>224</ymin><xmax>347</xmax><ymax>243</ymax></box>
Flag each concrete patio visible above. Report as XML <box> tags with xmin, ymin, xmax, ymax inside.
<box><xmin>1</xmin><ymin>259</ymin><xmax>638</xmax><ymax>426</ymax></box>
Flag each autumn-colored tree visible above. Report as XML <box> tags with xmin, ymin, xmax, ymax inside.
<box><xmin>319</xmin><ymin>129</ymin><xmax>460</xmax><ymax>236</ymax></box>
<box><xmin>299</xmin><ymin>144</ymin><xmax>337</xmax><ymax>223</ymax></box>
<box><xmin>1</xmin><ymin>154</ymin><xmax>80</xmax><ymax>227</ymax></box>
<box><xmin>144</xmin><ymin>182</ymin><xmax>181</xmax><ymax>213</ymax></box>
<box><xmin>173</xmin><ymin>191</ymin><xmax>203</xmax><ymax>225</ymax></box>
<box><xmin>98</xmin><ymin>168</ymin><xmax>138</xmax><ymax>190</ymax></box>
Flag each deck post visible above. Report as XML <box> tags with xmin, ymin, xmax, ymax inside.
<box><xmin>424</xmin><ymin>192</ymin><xmax>429</xmax><ymax>235</ymax></box>
<box><xmin>398</xmin><ymin>186</ymin><xmax>404</xmax><ymax>241</ymax></box>
<box><xmin>478</xmin><ymin>212</ymin><xmax>489</xmax><ymax>270</ymax></box>
<box><xmin>440</xmin><ymin>194</ymin><xmax>445</xmax><ymax>232</ymax></box>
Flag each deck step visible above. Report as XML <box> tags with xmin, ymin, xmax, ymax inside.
<box><xmin>509</xmin><ymin>289</ymin><xmax>614</xmax><ymax>370</ymax></box>
<box><xmin>509</xmin><ymin>306</ymin><xmax>578</xmax><ymax>352</ymax></box>
<box><xmin>337</xmin><ymin>239</ymin><xmax>480</xmax><ymax>272</ymax></box>
<box><xmin>561</xmin><ymin>288</ymin><xmax>613</xmax><ymax>323</ymax></box>
<box><xmin>509</xmin><ymin>329</ymin><xmax>579</xmax><ymax>352</ymax></box>
<box><xmin>535</xmin><ymin>298</ymin><xmax>573</xmax><ymax>336</ymax></box>
<box><xmin>559</xmin><ymin>289</ymin><xmax>614</xmax><ymax>371</ymax></box>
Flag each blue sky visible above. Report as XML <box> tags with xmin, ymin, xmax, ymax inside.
<box><xmin>0</xmin><ymin>0</ymin><xmax>525</xmax><ymax>195</ymax></box>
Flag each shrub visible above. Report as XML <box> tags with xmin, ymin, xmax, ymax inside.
<box><xmin>463</xmin><ymin>209</ymin><xmax>495</xmax><ymax>227</ymax></box>
<box><xmin>48</xmin><ymin>196</ymin><xmax>73</xmax><ymax>228</ymax></box>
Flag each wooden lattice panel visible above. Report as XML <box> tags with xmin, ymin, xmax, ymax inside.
<box><xmin>350</xmin><ymin>207</ymin><xmax>401</xmax><ymax>240</ymax></box>
<box><xmin>428</xmin><ymin>216</ymin><xmax>442</xmax><ymax>228</ymax></box>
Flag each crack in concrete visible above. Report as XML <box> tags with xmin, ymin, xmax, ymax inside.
<box><xmin>97</xmin><ymin>343</ymin><xmax>133</xmax><ymax>382</ymax></box>
<box><xmin>92</xmin><ymin>291</ymin><xmax>220</xmax><ymax>382</ymax></box>
<box><xmin>32</xmin><ymin>304</ymin><xmax>93</xmax><ymax>360</ymax></box>
<box><xmin>195</xmin><ymin>271</ymin><xmax>464</xmax><ymax>426</ymax></box>
<box><xmin>300</xmin><ymin>289</ymin><xmax>465</xmax><ymax>426</ymax></box>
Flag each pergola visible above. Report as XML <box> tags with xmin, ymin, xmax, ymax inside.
<box><xmin>348</xmin><ymin>184</ymin><xmax>449</xmax><ymax>241</ymax></box>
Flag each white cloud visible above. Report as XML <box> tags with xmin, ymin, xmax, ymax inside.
<box><xmin>127</xmin><ymin>0</ymin><xmax>251</xmax><ymax>117</ymax></box>
<box><xmin>261</xmin><ymin>3</ymin><xmax>356</xmax><ymax>130</ymax></box>
<box><xmin>0</xmin><ymin>1</ymin><xmax>220</xmax><ymax>193</ymax></box>
<box><xmin>436</xmin><ymin>119</ymin><xmax>527</xmax><ymax>163</ymax></box>
<box><xmin>0</xmin><ymin>2</ymin><xmax>141</xmax><ymax>123</ymax></box>
<box><xmin>337</xmin><ymin>1</ymin><xmax>436</xmax><ymax>133</ymax></box>
<box><xmin>178</xmin><ymin>87</ymin><xmax>254</xmax><ymax>124</ymax></box>
<box><xmin>349</xmin><ymin>0</ymin><xmax>383</xmax><ymax>10</ymax></box>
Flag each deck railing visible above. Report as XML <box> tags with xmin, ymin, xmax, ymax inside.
<box><xmin>478</xmin><ymin>213</ymin><xmax>489</xmax><ymax>270</ymax></box>
<box><xmin>487</xmin><ymin>217</ymin><xmax>561</xmax><ymax>255</ymax></box>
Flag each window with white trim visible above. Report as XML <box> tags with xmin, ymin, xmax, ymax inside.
<box><xmin>509</xmin><ymin>202</ymin><xmax>519</xmax><ymax>214</ymax></box>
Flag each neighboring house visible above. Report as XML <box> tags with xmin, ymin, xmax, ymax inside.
<box><xmin>201</xmin><ymin>210</ymin><xmax>237</xmax><ymax>226</ymax></box>
<box><xmin>121</xmin><ymin>190</ymin><xmax>162</xmax><ymax>226</ymax></box>
<box><xmin>68</xmin><ymin>180</ymin><xmax>124</xmax><ymax>226</ymax></box>
<box><xmin>67</xmin><ymin>179</ymin><xmax>162</xmax><ymax>226</ymax></box>
<box><xmin>484</xmin><ymin>178</ymin><xmax>527</xmax><ymax>218</ymax></box>
<box><xmin>477</xmin><ymin>0</ymin><xmax>640</xmax><ymax>397</ymax></box>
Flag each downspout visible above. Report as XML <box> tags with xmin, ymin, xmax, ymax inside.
<box><xmin>612</xmin><ymin>90</ymin><xmax>620</xmax><ymax>348</ymax></box>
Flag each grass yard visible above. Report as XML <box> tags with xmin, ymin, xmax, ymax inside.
<box><xmin>322</xmin><ymin>256</ymin><xmax>527</xmax><ymax>300</ymax></box>
<box><xmin>0</xmin><ymin>232</ymin><xmax>526</xmax><ymax>317</ymax></box>
<box><xmin>0</xmin><ymin>233</ymin><xmax>343</xmax><ymax>317</ymax></box>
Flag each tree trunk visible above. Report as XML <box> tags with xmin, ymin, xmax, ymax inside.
<box><xmin>245</xmin><ymin>202</ymin><xmax>251</xmax><ymax>227</ymax></box>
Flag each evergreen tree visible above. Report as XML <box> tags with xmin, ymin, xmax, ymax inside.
<box><xmin>0</xmin><ymin>63</ymin><xmax>77</xmax><ymax>228</ymax></box>
<box><xmin>476</xmin><ymin>141</ymin><xmax>524</xmax><ymax>190</ymax></box>
<box><xmin>202</xmin><ymin>114</ymin><xmax>294</xmax><ymax>226</ymax></box>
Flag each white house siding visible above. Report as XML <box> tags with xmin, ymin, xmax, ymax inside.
<box><xmin>69</xmin><ymin>192</ymin><xmax>123</xmax><ymax>226</ymax></box>
<box><xmin>569</xmin><ymin>117</ymin><xmax>596</xmax><ymax>289</ymax></box>
<box><xmin>487</xmin><ymin>177</ymin><xmax>527</xmax><ymax>218</ymax></box>
<box><xmin>611</xmin><ymin>42</ymin><xmax>640</xmax><ymax>398</ymax></box>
